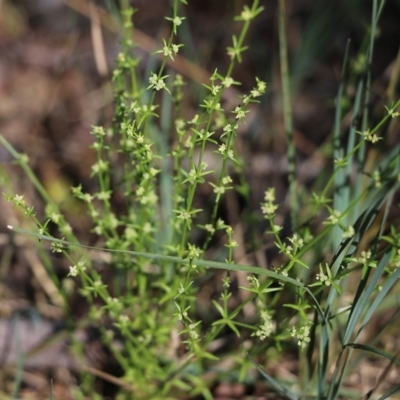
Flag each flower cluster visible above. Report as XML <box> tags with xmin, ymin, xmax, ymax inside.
<box><xmin>325</xmin><ymin>209</ymin><xmax>342</xmax><ymax>225</ymax></box>
<box><xmin>250</xmin><ymin>78</ymin><xmax>267</xmax><ymax>98</ymax></box>
<box><xmin>372</xmin><ymin>170</ymin><xmax>382</xmax><ymax>188</ymax></box>
<box><xmin>183</xmin><ymin>162</ymin><xmax>210</xmax><ymax>185</ymax></box>
<box><xmin>154</xmin><ymin>39</ymin><xmax>183</xmax><ymax>61</ymax></box>
<box><xmin>68</xmin><ymin>259</ymin><xmax>88</xmax><ymax>277</ymax></box>
<box><xmin>148</xmin><ymin>73</ymin><xmax>170</xmax><ymax>92</ymax></box>
<box><xmin>385</xmin><ymin>105</ymin><xmax>400</xmax><ymax>118</ymax></box>
<box><xmin>165</xmin><ymin>15</ymin><xmax>185</xmax><ymax>35</ymax></box>
<box><xmin>253</xmin><ymin>310</ymin><xmax>274</xmax><ymax>340</ymax></box>
<box><xmin>347</xmin><ymin>250</ymin><xmax>377</xmax><ymax>269</ymax></box>
<box><xmin>261</xmin><ymin>188</ymin><xmax>278</xmax><ymax>218</ymax></box>
<box><xmin>217</xmin><ymin>143</ymin><xmax>235</xmax><ymax>160</ymax></box>
<box><xmin>290</xmin><ymin>324</ymin><xmax>311</xmax><ymax>350</ymax></box>
<box><xmin>210</xmin><ymin>176</ymin><xmax>233</xmax><ymax>196</ymax></box>
<box><xmin>358</xmin><ymin>129</ymin><xmax>381</xmax><ymax>143</ymax></box>
<box><xmin>316</xmin><ymin>270</ymin><xmax>329</xmax><ymax>287</ymax></box>
<box><xmin>187</xmin><ymin>243</ymin><xmax>202</xmax><ymax>260</ymax></box>
<box><xmin>129</xmin><ymin>102</ymin><xmax>158</xmax><ymax>120</ymax></box>
<box><xmin>288</xmin><ymin>233</ymin><xmax>304</xmax><ymax>250</ymax></box>
<box><xmin>5</xmin><ymin>193</ymin><xmax>36</xmax><ymax>217</ymax></box>
<box><xmin>343</xmin><ymin>225</ymin><xmax>355</xmax><ymax>239</ymax></box>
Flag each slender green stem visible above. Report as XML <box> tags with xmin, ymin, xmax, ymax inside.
<box><xmin>278</xmin><ymin>0</ymin><xmax>297</xmax><ymax>231</ymax></box>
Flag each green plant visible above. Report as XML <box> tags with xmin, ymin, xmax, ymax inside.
<box><xmin>1</xmin><ymin>0</ymin><xmax>400</xmax><ymax>399</ymax></box>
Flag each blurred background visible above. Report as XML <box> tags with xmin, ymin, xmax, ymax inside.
<box><xmin>1</xmin><ymin>0</ymin><xmax>399</xmax><ymax>207</ymax></box>
<box><xmin>0</xmin><ymin>0</ymin><xmax>400</xmax><ymax>398</ymax></box>
<box><xmin>1</xmin><ymin>0</ymin><xmax>400</xmax><ymax>201</ymax></box>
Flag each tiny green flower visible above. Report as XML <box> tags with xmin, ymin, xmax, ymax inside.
<box><xmin>250</xmin><ymin>79</ymin><xmax>267</xmax><ymax>97</ymax></box>
<box><xmin>91</xmin><ymin>160</ymin><xmax>109</xmax><ymax>175</ymax></box>
<box><xmin>186</xmin><ymin>168</ymin><xmax>197</xmax><ymax>183</ymax></box>
<box><xmin>261</xmin><ymin>202</ymin><xmax>278</xmax><ymax>217</ymax></box>
<box><xmin>90</xmin><ymin>209</ymin><xmax>99</xmax><ymax>218</ymax></box>
<box><xmin>222</xmin><ymin>176</ymin><xmax>232</xmax><ymax>185</ymax></box>
<box><xmin>211</xmin><ymin>84</ymin><xmax>221</xmax><ymax>95</ymax></box>
<box><xmin>91</xmin><ymin>126</ymin><xmax>106</xmax><ymax>137</ymax></box>
<box><xmin>175</xmin><ymin>118</ymin><xmax>185</xmax><ymax>130</ymax></box>
<box><xmin>119</xmin><ymin>315</ymin><xmax>129</xmax><ymax>326</ymax></box>
<box><xmin>250</xmin><ymin>88</ymin><xmax>261</xmax><ymax>98</ymax></box>
<box><xmin>125</xmin><ymin>226</ymin><xmax>138</xmax><ymax>240</ymax></box>
<box><xmin>222</xmin><ymin>77</ymin><xmax>234</xmax><ymax>88</ymax></box>
<box><xmin>359</xmin><ymin>250</ymin><xmax>371</xmax><ymax>263</ymax></box>
<box><xmin>212</xmin><ymin>185</ymin><xmax>226</xmax><ymax>195</ymax></box>
<box><xmin>372</xmin><ymin>170</ymin><xmax>382</xmax><ymax>188</ymax></box>
<box><xmin>162</xmin><ymin>45</ymin><xmax>173</xmax><ymax>59</ymax></box>
<box><xmin>174</xmin><ymin>74</ymin><xmax>185</xmax><ymax>86</ymax></box>
<box><xmin>226</xmin><ymin>240</ymin><xmax>238</xmax><ymax>248</ymax></box>
<box><xmin>13</xmin><ymin>194</ymin><xmax>25</xmax><ymax>206</ymax></box>
<box><xmin>358</xmin><ymin>129</ymin><xmax>381</xmax><ymax>143</ymax></box>
<box><xmin>253</xmin><ymin>310</ymin><xmax>274</xmax><ymax>340</ymax></box>
<box><xmin>316</xmin><ymin>271</ymin><xmax>330</xmax><ymax>286</ymax></box>
<box><xmin>288</xmin><ymin>233</ymin><xmax>304</xmax><ymax>249</ymax></box>
<box><xmin>188</xmin><ymin>243</ymin><xmax>202</xmax><ymax>259</ymax></box>
<box><xmin>223</xmin><ymin>123</ymin><xmax>233</xmax><ymax>133</ymax></box>
<box><xmin>178</xmin><ymin>284</ymin><xmax>185</xmax><ymax>295</ymax></box>
<box><xmin>247</xmin><ymin>275</ymin><xmax>260</xmax><ymax>288</ymax></box>
<box><xmin>17</xmin><ymin>153</ymin><xmax>29</xmax><ymax>164</ymax></box>
<box><xmin>165</xmin><ymin>15</ymin><xmax>186</xmax><ymax>34</ymax></box>
<box><xmin>334</xmin><ymin>157</ymin><xmax>347</xmax><ymax>168</ymax></box>
<box><xmin>155</xmin><ymin>40</ymin><xmax>183</xmax><ymax>60</ymax></box>
<box><xmin>233</xmin><ymin>106</ymin><xmax>248</xmax><ymax>122</ymax></box>
<box><xmin>218</xmin><ymin>143</ymin><xmax>226</xmax><ymax>154</ymax></box>
<box><xmin>227</xmin><ymin>35</ymin><xmax>248</xmax><ymax>62</ymax></box>
<box><xmin>105</xmin><ymin>330</ymin><xmax>114</xmax><ymax>341</ymax></box>
<box><xmin>61</xmin><ymin>224</ymin><xmax>72</xmax><ymax>234</ymax></box>
<box><xmin>172</xmin><ymin>16</ymin><xmax>184</xmax><ymax>26</ymax></box>
<box><xmin>83</xmin><ymin>193</ymin><xmax>93</xmax><ymax>203</ymax></box>
<box><xmin>68</xmin><ymin>265</ymin><xmax>78</xmax><ymax>277</ymax></box>
<box><xmin>189</xmin><ymin>326</ymin><xmax>199</xmax><ymax>340</ymax></box>
<box><xmin>343</xmin><ymin>225</ymin><xmax>355</xmax><ymax>239</ymax></box>
<box><xmin>326</xmin><ymin>210</ymin><xmax>341</xmax><ymax>225</ymax></box>
<box><xmin>222</xmin><ymin>277</ymin><xmax>230</xmax><ymax>288</ymax></box>
<box><xmin>235</xmin><ymin>4</ymin><xmax>264</xmax><ymax>22</ymax></box>
<box><xmin>148</xmin><ymin>73</ymin><xmax>170</xmax><ymax>93</ymax></box>
<box><xmin>264</xmin><ymin>188</ymin><xmax>276</xmax><ymax>202</ymax></box>
<box><xmin>216</xmin><ymin>219</ymin><xmax>227</xmax><ymax>230</ymax></box>
<box><xmin>272</xmin><ymin>224</ymin><xmax>282</xmax><ymax>234</ymax></box>
<box><xmin>96</xmin><ymin>191</ymin><xmax>112</xmax><ymax>201</ymax></box>
<box><xmin>50</xmin><ymin>212</ymin><xmax>61</xmax><ymax>224</ymax></box>
<box><xmin>290</xmin><ymin>324</ymin><xmax>311</xmax><ymax>349</ymax></box>
<box><xmin>256</xmin><ymin>78</ymin><xmax>266</xmax><ymax>93</ymax></box>
<box><xmin>106</xmin><ymin>213</ymin><xmax>119</xmax><ymax>229</ymax></box>
<box><xmin>189</xmin><ymin>114</ymin><xmax>199</xmax><ymax>124</ymax></box>
<box><xmin>76</xmin><ymin>260</ymin><xmax>87</xmax><ymax>272</ymax></box>
<box><xmin>130</xmin><ymin>101</ymin><xmax>141</xmax><ymax>114</ymax></box>
<box><xmin>136</xmin><ymin>186</ymin><xmax>145</xmax><ymax>197</ymax></box>
<box><xmin>184</xmin><ymin>137</ymin><xmax>193</xmax><ymax>148</ymax></box>
<box><xmin>171</xmin><ymin>43</ymin><xmax>181</xmax><ymax>54</ymax></box>
<box><xmin>347</xmin><ymin>250</ymin><xmax>377</xmax><ymax>269</ymax></box>
<box><xmin>204</xmin><ymin>224</ymin><xmax>215</xmax><ymax>234</ymax></box>
<box><xmin>240</xmin><ymin>6</ymin><xmax>253</xmax><ymax>21</ymax></box>
<box><xmin>51</xmin><ymin>240</ymin><xmax>66</xmax><ymax>253</ymax></box>
<box><xmin>384</xmin><ymin>105</ymin><xmax>400</xmax><ymax>118</ymax></box>
<box><xmin>143</xmin><ymin>222</ymin><xmax>153</xmax><ymax>234</ymax></box>
<box><xmin>177</xmin><ymin>210</ymin><xmax>191</xmax><ymax>221</ymax></box>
